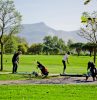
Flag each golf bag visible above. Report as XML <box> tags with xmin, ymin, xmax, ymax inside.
<box><xmin>37</xmin><ymin>61</ymin><xmax>49</xmax><ymax>76</ymax></box>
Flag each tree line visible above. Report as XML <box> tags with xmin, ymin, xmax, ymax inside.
<box><xmin>0</xmin><ymin>35</ymin><xmax>96</xmax><ymax>56</ymax></box>
<box><xmin>0</xmin><ymin>35</ymin><xmax>68</xmax><ymax>55</ymax></box>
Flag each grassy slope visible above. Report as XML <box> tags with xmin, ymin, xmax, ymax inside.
<box><xmin>0</xmin><ymin>84</ymin><xmax>96</xmax><ymax>100</ymax></box>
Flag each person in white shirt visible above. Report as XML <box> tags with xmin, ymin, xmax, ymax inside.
<box><xmin>62</xmin><ymin>51</ymin><xmax>70</xmax><ymax>74</ymax></box>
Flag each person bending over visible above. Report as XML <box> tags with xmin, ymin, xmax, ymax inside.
<box><xmin>86</xmin><ymin>61</ymin><xmax>97</xmax><ymax>81</ymax></box>
<box><xmin>37</xmin><ymin>61</ymin><xmax>49</xmax><ymax>77</ymax></box>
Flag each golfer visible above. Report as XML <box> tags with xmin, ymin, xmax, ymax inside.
<box><xmin>86</xmin><ymin>61</ymin><xmax>97</xmax><ymax>81</ymax></box>
<box><xmin>62</xmin><ymin>51</ymin><xmax>70</xmax><ymax>74</ymax></box>
<box><xmin>12</xmin><ymin>51</ymin><xmax>22</xmax><ymax>73</ymax></box>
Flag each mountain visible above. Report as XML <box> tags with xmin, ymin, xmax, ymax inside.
<box><xmin>17</xmin><ymin>22</ymin><xmax>86</xmax><ymax>45</ymax></box>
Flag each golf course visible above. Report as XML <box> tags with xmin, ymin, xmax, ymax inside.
<box><xmin>0</xmin><ymin>55</ymin><xmax>97</xmax><ymax>100</ymax></box>
<box><xmin>0</xmin><ymin>0</ymin><xmax>97</xmax><ymax>99</ymax></box>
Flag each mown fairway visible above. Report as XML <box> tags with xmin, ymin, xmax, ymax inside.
<box><xmin>0</xmin><ymin>84</ymin><xmax>97</xmax><ymax>100</ymax></box>
<box><xmin>0</xmin><ymin>55</ymin><xmax>97</xmax><ymax>100</ymax></box>
<box><xmin>3</xmin><ymin>55</ymin><xmax>94</xmax><ymax>74</ymax></box>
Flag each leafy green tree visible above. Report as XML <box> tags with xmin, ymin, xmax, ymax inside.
<box><xmin>67</xmin><ymin>39</ymin><xmax>74</xmax><ymax>47</ymax></box>
<box><xmin>43</xmin><ymin>36</ymin><xmax>53</xmax><ymax>54</ymax></box>
<box><xmin>57</xmin><ymin>38</ymin><xmax>68</xmax><ymax>54</ymax></box>
<box><xmin>82</xmin><ymin>43</ymin><xmax>94</xmax><ymax>56</ymax></box>
<box><xmin>43</xmin><ymin>35</ymin><xmax>67</xmax><ymax>54</ymax></box>
<box><xmin>51</xmin><ymin>36</ymin><xmax>59</xmax><ymax>54</ymax></box>
<box><xmin>43</xmin><ymin>36</ymin><xmax>52</xmax><ymax>47</ymax></box>
<box><xmin>0</xmin><ymin>0</ymin><xmax>22</xmax><ymax>70</ymax></box>
<box><xmin>4</xmin><ymin>36</ymin><xmax>18</xmax><ymax>53</ymax></box>
<box><xmin>79</xmin><ymin>12</ymin><xmax>97</xmax><ymax>62</ymax></box>
<box><xmin>3</xmin><ymin>35</ymin><xmax>28</xmax><ymax>54</ymax></box>
<box><xmin>42</xmin><ymin>45</ymin><xmax>51</xmax><ymax>55</ymax></box>
<box><xmin>70</xmin><ymin>43</ymin><xmax>84</xmax><ymax>56</ymax></box>
<box><xmin>28</xmin><ymin>43</ymin><xmax>43</xmax><ymax>54</ymax></box>
<box><xmin>67</xmin><ymin>39</ymin><xmax>74</xmax><ymax>52</ymax></box>
<box><xmin>18</xmin><ymin>43</ymin><xmax>28</xmax><ymax>54</ymax></box>
<box><xmin>53</xmin><ymin>47</ymin><xmax>59</xmax><ymax>54</ymax></box>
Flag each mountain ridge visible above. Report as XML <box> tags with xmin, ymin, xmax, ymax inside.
<box><xmin>17</xmin><ymin>22</ymin><xmax>86</xmax><ymax>45</ymax></box>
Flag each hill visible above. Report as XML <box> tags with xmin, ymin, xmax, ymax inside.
<box><xmin>18</xmin><ymin>22</ymin><xmax>86</xmax><ymax>45</ymax></box>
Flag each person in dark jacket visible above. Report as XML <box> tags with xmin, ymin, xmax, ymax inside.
<box><xmin>37</xmin><ymin>61</ymin><xmax>49</xmax><ymax>77</ymax></box>
<box><xmin>12</xmin><ymin>51</ymin><xmax>22</xmax><ymax>73</ymax></box>
<box><xmin>86</xmin><ymin>61</ymin><xmax>97</xmax><ymax>81</ymax></box>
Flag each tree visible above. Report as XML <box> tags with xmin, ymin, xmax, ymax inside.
<box><xmin>51</xmin><ymin>36</ymin><xmax>60</xmax><ymax>54</ymax></box>
<box><xmin>78</xmin><ymin>12</ymin><xmax>97</xmax><ymax>62</ymax></box>
<box><xmin>43</xmin><ymin>36</ymin><xmax>52</xmax><ymax>47</ymax></box>
<box><xmin>3</xmin><ymin>35</ymin><xmax>28</xmax><ymax>54</ymax></box>
<box><xmin>18</xmin><ymin>43</ymin><xmax>28</xmax><ymax>54</ymax></box>
<box><xmin>42</xmin><ymin>45</ymin><xmax>51</xmax><ymax>55</ymax></box>
<box><xmin>0</xmin><ymin>0</ymin><xmax>22</xmax><ymax>70</ymax></box>
<box><xmin>57</xmin><ymin>38</ymin><xmax>68</xmax><ymax>54</ymax></box>
<box><xmin>43</xmin><ymin>36</ymin><xmax>53</xmax><ymax>54</ymax></box>
<box><xmin>43</xmin><ymin>35</ymin><xmax>67</xmax><ymax>54</ymax></box>
<box><xmin>28</xmin><ymin>43</ymin><xmax>43</xmax><ymax>54</ymax></box>
<box><xmin>70</xmin><ymin>43</ymin><xmax>84</xmax><ymax>56</ymax></box>
<box><xmin>67</xmin><ymin>39</ymin><xmax>74</xmax><ymax>52</ymax></box>
<box><xmin>67</xmin><ymin>39</ymin><xmax>74</xmax><ymax>47</ymax></box>
<box><xmin>82</xmin><ymin>43</ymin><xmax>94</xmax><ymax>57</ymax></box>
<box><xmin>4</xmin><ymin>36</ymin><xmax>18</xmax><ymax>53</ymax></box>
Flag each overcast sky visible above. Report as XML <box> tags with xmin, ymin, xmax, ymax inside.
<box><xmin>14</xmin><ymin>0</ymin><xmax>97</xmax><ymax>31</ymax></box>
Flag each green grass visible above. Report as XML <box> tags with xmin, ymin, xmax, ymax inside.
<box><xmin>0</xmin><ymin>74</ymin><xmax>26</xmax><ymax>80</ymax></box>
<box><xmin>0</xmin><ymin>55</ymin><xmax>97</xmax><ymax>100</ymax></box>
<box><xmin>0</xmin><ymin>84</ymin><xmax>96</xmax><ymax>100</ymax></box>
<box><xmin>0</xmin><ymin>73</ymin><xmax>52</xmax><ymax>80</ymax></box>
<box><xmin>3</xmin><ymin>55</ymin><xmax>94</xmax><ymax>74</ymax></box>
<box><xmin>0</xmin><ymin>55</ymin><xmax>94</xmax><ymax>80</ymax></box>
<box><xmin>0</xmin><ymin>55</ymin><xmax>95</xmax><ymax>80</ymax></box>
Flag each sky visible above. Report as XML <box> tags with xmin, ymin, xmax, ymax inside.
<box><xmin>14</xmin><ymin>0</ymin><xmax>97</xmax><ymax>31</ymax></box>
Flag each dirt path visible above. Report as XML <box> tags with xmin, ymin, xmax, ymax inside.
<box><xmin>0</xmin><ymin>76</ymin><xmax>97</xmax><ymax>85</ymax></box>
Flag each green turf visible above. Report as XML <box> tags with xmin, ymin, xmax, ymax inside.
<box><xmin>0</xmin><ymin>55</ymin><xmax>97</xmax><ymax>100</ymax></box>
<box><xmin>3</xmin><ymin>55</ymin><xmax>94</xmax><ymax>74</ymax></box>
<box><xmin>0</xmin><ymin>84</ymin><xmax>96</xmax><ymax>100</ymax></box>
<box><xmin>0</xmin><ymin>55</ymin><xmax>94</xmax><ymax>80</ymax></box>
<box><xmin>0</xmin><ymin>74</ymin><xmax>26</xmax><ymax>80</ymax></box>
